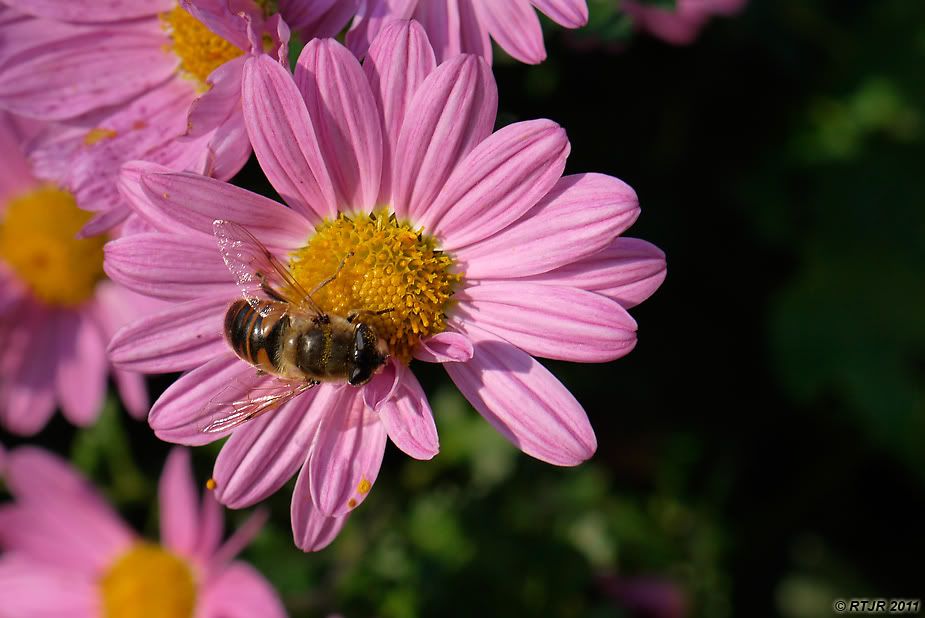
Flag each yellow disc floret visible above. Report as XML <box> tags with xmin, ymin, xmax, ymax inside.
<box><xmin>0</xmin><ymin>186</ymin><xmax>105</xmax><ymax>307</ymax></box>
<box><xmin>161</xmin><ymin>6</ymin><xmax>243</xmax><ymax>91</ymax></box>
<box><xmin>100</xmin><ymin>543</ymin><xmax>197</xmax><ymax>618</ymax></box>
<box><xmin>289</xmin><ymin>209</ymin><xmax>461</xmax><ymax>364</ymax></box>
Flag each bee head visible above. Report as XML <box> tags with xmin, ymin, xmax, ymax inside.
<box><xmin>347</xmin><ymin>323</ymin><xmax>389</xmax><ymax>386</ymax></box>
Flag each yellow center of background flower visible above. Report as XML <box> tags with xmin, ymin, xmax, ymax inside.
<box><xmin>161</xmin><ymin>6</ymin><xmax>243</xmax><ymax>91</ymax></box>
<box><xmin>100</xmin><ymin>543</ymin><xmax>197</xmax><ymax>618</ymax></box>
<box><xmin>289</xmin><ymin>210</ymin><xmax>461</xmax><ymax>364</ymax></box>
<box><xmin>0</xmin><ymin>186</ymin><xmax>105</xmax><ymax>307</ymax></box>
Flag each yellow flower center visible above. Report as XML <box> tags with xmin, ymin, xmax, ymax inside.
<box><xmin>160</xmin><ymin>6</ymin><xmax>244</xmax><ymax>91</ymax></box>
<box><xmin>289</xmin><ymin>210</ymin><xmax>461</xmax><ymax>364</ymax></box>
<box><xmin>100</xmin><ymin>543</ymin><xmax>197</xmax><ymax>618</ymax></box>
<box><xmin>0</xmin><ymin>186</ymin><xmax>105</xmax><ymax>307</ymax></box>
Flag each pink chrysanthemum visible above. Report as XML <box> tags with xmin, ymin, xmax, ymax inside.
<box><xmin>0</xmin><ymin>0</ymin><xmax>348</xmax><ymax>234</ymax></box>
<box><xmin>622</xmin><ymin>0</ymin><xmax>747</xmax><ymax>46</ymax></box>
<box><xmin>346</xmin><ymin>0</ymin><xmax>589</xmax><ymax>64</ymax></box>
<box><xmin>0</xmin><ymin>446</ymin><xmax>286</xmax><ymax>618</ymax></box>
<box><xmin>106</xmin><ymin>21</ymin><xmax>666</xmax><ymax>550</ymax></box>
<box><xmin>0</xmin><ymin>113</ymin><xmax>157</xmax><ymax>435</ymax></box>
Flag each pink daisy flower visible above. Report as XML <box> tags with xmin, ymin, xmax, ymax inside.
<box><xmin>345</xmin><ymin>0</ymin><xmax>589</xmax><ymax>64</ymax></box>
<box><xmin>0</xmin><ymin>113</ymin><xmax>157</xmax><ymax>435</ymax></box>
<box><xmin>106</xmin><ymin>20</ymin><xmax>666</xmax><ymax>550</ymax></box>
<box><xmin>0</xmin><ymin>0</ymin><xmax>347</xmax><ymax>235</ymax></box>
<box><xmin>0</xmin><ymin>446</ymin><xmax>286</xmax><ymax>618</ymax></box>
<box><xmin>622</xmin><ymin>0</ymin><xmax>747</xmax><ymax>46</ymax></box>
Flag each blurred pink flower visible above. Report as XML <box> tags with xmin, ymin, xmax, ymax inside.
<box><xmin>0</xmin><ymin>446</ymin><xmax>285</xmax><ymax>618</ymax></box>
<box><xmin>346</xmin><ymin>0</ymin><xmax>589</xmax><ymax>64</ymax></box>
<box><xmin>623</xmin><ymin>0</ymin><xmax>747</xmax><ymax>45</ymax></box>
<box><xmin>0</xmin><ymin>113</ymin><xmax>158</xmax><ymax>435</ymax></box>
<box><xmin>106</xmin><ymin>21</ymin><xmax>665</xmax><ymax>550</ymax></box>
<box><xmin>0</xmin><ymin>0</ymin><xmax>346</xmax><ymax>235</ymax></box>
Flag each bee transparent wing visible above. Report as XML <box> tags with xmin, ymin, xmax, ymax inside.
<box><xmin>213</xmin><ymin>219</ymin><xmax>322</xmax><ymax>317</ymax></box>
<box><xmin>200</xmin><ymin>375</ymin><xmax>318</xmax><ymax>434</ymax></box>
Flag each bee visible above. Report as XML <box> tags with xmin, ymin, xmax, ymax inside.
<box><xmin>200</xmin><ymin>220</ymin><xmax>390</xmax><ymax>434</ymax></box>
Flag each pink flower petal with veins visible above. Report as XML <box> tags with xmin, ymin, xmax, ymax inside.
<box><xmin>309</xmin><ymin>388</ymin><xmax>388</xmax><ymax>516</ymax></box>
<box><xmin>445</xmin><ymin>323</ymin><xmax>597</xmax><ymax>466</ymax></box>
<box><xmin>392</xmin><ymin>53</ymin><xmax>496</xmax><ymax>220</ymax></box>
<box><xmin>456</xmin><ymin>282</ymin><xmax>638</xmax><ymax>363</ymax></box>
<box><xmin>213</xmin><ymin>386</ymin><xmax>336</xmax><ymax>509</ymax></box>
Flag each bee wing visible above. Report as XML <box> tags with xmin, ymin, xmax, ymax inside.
<box><xmin>213</xmin><ymin>219</ymin><xmax>322</xmax><ymax>317</ymax></box>
<box><xmin>200</xmin><ymin>375</ymin><xmax>317</xmax><ymax>434</ymax></box>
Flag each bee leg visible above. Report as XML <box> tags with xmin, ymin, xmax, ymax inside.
<box><xmin>308</xmin><ymin>251</ymin><xmax>355</xmax><ymax>297</ymax></box>
<box><xmin>347</xmin><ymin>307</ymin><xmax>394</xmax><ymax>323</ymax></box>
<box><xmin>259</xmin><ymin>275</ymin><xmax>287</xmax><ymax>302</ymax></box>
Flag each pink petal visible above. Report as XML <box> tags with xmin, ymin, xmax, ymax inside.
<box><xmin>126</xmin><ymin>164</ymin><xmax>311</xmax><ymax>250</ymax></box>
<box><xmin>309</xmin><ymin>388</ymin><xmax>387</xmax><ymax>516</ymax></box>
<box><xmin>5</xmin><ymin>447</ymin><xmax>123</xmax><ymax>522</ymax></box>
<box><xmin>213</xmin><ymin>386</ymin><xmax>336</xmax><ymax>508</ymax></box>
<box><xmin>104</xmin><ymin>233</ymin><xmax>231</xmax><ymax>301</ymax></box>
<box><xmin>185</xmin><ymin>56</ymin><xmax>251</xmax><ymax>182</ymax></box>
<box><xmin>444</xmin><ymin>323</ymin><xmax>596</xmax><ymax>466</ymax></box>
<box><xmin>345</xmin><ymin>0</ymin><xmax>417</xmax><ymax>59</ymax></box>
<box><xmin>0</xmin><ymin>305</ymin><xmax>57</xmax><ymax>436</ymax></box>
<box><xmin>63</xmin><ymin>77</ymin><xmax>196</xmax><ymax>221</ymax></box>
<box><xmin>55</xmin><ymin>311</ymin><xmax>107</xmax><ymax>427</ymax></box>
<box><xmin>295</xmin><ymin>38</ymin><xmax>383</xmax><ymax>213</ymax></box>
<box><xmin>288</xmin><ymin>0</ymin><xmax>359</xmax><ymax>39</ymax></box>
<box><xmin>2</xmin><ymin>448</ymin><xmax>133</xmax><ymax>568</ymax></box>
<box><xmin>392</xmin><ymin>53</ymin><xmax>496</xmax><ymax>220</ymax></box>
<box><xmin>194</xmin><ymin>490</ymin><xmax>224</xmax><ymax>560</ymax></box>
<box><xmin>520</xmin><ymin>237</ymin><xmax>667</xmax><ymax>308</ymax></box>
<box><xmin>108</xmin><ymin>296</ymin><xmax>229</xmax><ymax>373</ymax></box>
<box><xmin>179</xmin><ymin>0</ymin><xmax>251</xmax><ymax>51</ymax></box>
<box><xmin>412</xmin><ymin>331</ymin><xmax>474</xmax><ymax>363</ymax></box>
<box><xmin>377</xmin><ymin>364</ymin><xmax>439</xmax><ymax>460</ymax></box>
<box><xmin>430</xmin><ymin>119</ymin><xmax>570</xmax><ymax>250</ymax></box>
<box><xmin>159</xmin><ymin>448</ymin><xmax>199</xmax><ymax>557</ymax></box>
<box><xmin>457</xmin><ymin>0</ymin><xmax>491</xmax><ymax>61</ymax></box>
<box><xmin>530</xmin><ymin>0</ymin><xmax>589</xmax><ymax>28</ymax></box>
<box><xmin>113</xmin><ymin>368</ymin><xmax>150</xmax><ymax>420</ymax></box>
<box><xmin>148</xmin><ymin>354</ymin><xmax>260</xmax><ymax>446</ymax></box>
<box><xmin>362</xmin><ymin>19</ymin><xmax>436</xmax><ymax>204</ymax></box>
<box><xmin>360</xmin><ymin>360</ymin><xmax>400</xmax><ymax>411</ymax></box>
<box><xmin>412</xmin><ymin>0</ymin><xmax>462</xmax><ymax>62</ymax></box>
<box><xmin>0</xmin><ymin>27</ymin><xmax>177</xmax><ymax>120</ymax></box>
<box><xmin>456</xmin><ymin>282</ymin><xmax>637</xmax><ymax>362</ymax></box>
<box><xmin>3</xmin><ymin>0</ymin><xmax>169</xmax><ymax>22</ymax></box>
<box><xmin>199</xmin><ymin>561</ymin><xmax>286</xmax><ymax>618</ymax></box>
<box><xmin>479</xmin><ymin>0</ymin><xmax>546</xmax><ymax>64</ymax></box>
<box><xmin>455</xmin><ymin>173</ymin><xmax>639</xmax><ymax>278</ymax></box>
<box><xmin>0</xmin><ymin>557</ymin><xmax>95</xmax><ymax>618</ymax></box>
<box><xmin>241</xmin><ymin>53</ymin><xmax>338</xmax><ymax>223</ymax></box>
<box><xmin>0</xmin><ymin>112</ymin><xmax>37</xmax><ymax>204</ymax></box>
<box><xmin>290</xmin><ymin>461</ymin><xmax>348</xmax><ymax>552</ymax></box>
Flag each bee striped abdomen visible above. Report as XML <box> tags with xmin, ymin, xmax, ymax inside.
<box><xmin>224</xmin><ymin>299</ymin><xmax>288</xmax><ymax>374</ymax></box>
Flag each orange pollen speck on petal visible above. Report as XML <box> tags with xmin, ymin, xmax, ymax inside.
<box><xmin>84</xmin><ymin>128</ymin><xmax>118</xmax><ymax>146</ymax></box>
<box><xmin>288</xmin><ymin>209</ymin><xmax>461</xmax><ymax>364</ymax></box>
<box><xmin>0</xmin><ymin>185</ymin><xmax>105</xmax><ymax>307</ymax></box>
<box><xmin>160</xmin><ymin>6</ymin><xmax>243</xmax><ymax>91</ymax></box>
<box><xmin>100</xmin><ymin>542</ymin><xmax>197</xmax><ymax>618</ymax></box>
<box><xmin>205</xmin><ymin>478</ymin><xmax>217</xmax><ymax>491</ymax></box>
<box><xmin>347</xmin><ymin>498</ymin><xmax>358</xmax><ymax>509</ymax></box>
<box><xmin>357</xmin><ymin>479</ymin><xmax>372</xmax><ymax>494</ymax></box>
